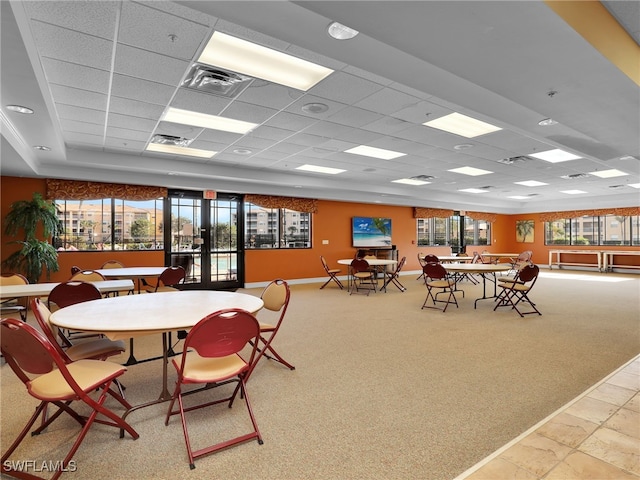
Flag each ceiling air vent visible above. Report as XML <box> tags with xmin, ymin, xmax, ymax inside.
<box><xmin>498</xmin><ymin>156</ymin><xmax>530</xmax><ymax>165</ymax></box>
<box><xmin>150</xmin><ymin>134</ymin><xmax>193</xmax><ymax>147</ymax></box>
<box><xmin>609</xmin><ymin>184</ymin><xmax>625</xmax><ymax>189</ymax></box>
<box><xmin>561</xmin><ymin>173</ymin><xmax>590</xmax><ymax>179</ymax></box>
<box><xmin>411</xmin><ymin>175</ymin><xmax>436</xmax><ymax>181</ymax></box>
<box><xmin>182</xmin><ymin>64</ymin><xmax>252</xmax><ymax>98</ymax></box>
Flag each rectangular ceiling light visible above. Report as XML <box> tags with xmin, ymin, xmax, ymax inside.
<box><xmin>423</xmin><ymin>112</ymin><xmax>502</xmax><ymax>138</ymax></box>
<box><xmin>392</xmin><ymin>178</ymin><xmax>430</xmax><ymax>185</ymax></box>
<box><xmin>198</xmin><ymin>31</ymin><xmax>334</xmax><ymax>91</ymax></box>
<box><xmin>629</xmin><ymin>183</ymin><xmax>640</xmax><ymax>188</ymax></box>
<box><xmin>459</xmin><ymin>188</ymin><xmax>489</xmax><ymax>193</ymax></box>
<box><xmin>529</xmin><ymin>148</ymin><xmax>582</xmax><ymax>163</ymax></box>
<box><xmin>508</xmin><ymin>195</ymin><xmax>531</xmax><ymax>200</ymax></box>
<box><xmin>146</xmin><ymin>143</ymin><xmax>216</xmax><ymax>158</ymax></box>
<box><xmin>163</xmin><ymin>107</ymin><xmax>257</xmax><ymax>134</ymax></box>
<box><xmin>515</xmin><ymin>180</ymin><xmax>549</xmax><ymax>187</ymax></box>
<box><xmin>345</xmin><ymin>145</ymin><xmax>406</xmax><ymax>160</ymax></box>
<box><xmin>448</xmin><ymin>166</ymin><xmax>493</xmax><ymax>176</ymax></box>
<box><xmin>588</xmin><ymin>169</ymin><xmax>628</xmax><ymax>178</ymax></box>
<box><xmin>560</xmin><ymin>190</ymin><xmax>588</xmax><ymax>194</ymax></box>
<box><xmin>296</xmin><ymin>164</ymin><xmax>346</xmax><ymax>174</ymax></box>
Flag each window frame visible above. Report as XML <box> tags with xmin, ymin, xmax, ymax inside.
<box><xmin>244</xmin><ymin>202</ymin><xmax>312</xmax><ymax>249</ymax></box>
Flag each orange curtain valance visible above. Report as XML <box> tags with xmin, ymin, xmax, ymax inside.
<box><xmin>413</xmin><ymin>207</ymin><xmax>454</xmax><ymax>219</ymax></box>
<box><xmin>539</xmin><ymin>206</ymin><xmax>640</xmax><ymax>222</ymax></box>
<box><xmin>245</xmin><ymin>194</ymin><xmax>318</xmax><ymax>213</ymax></box>
<box><xmin>46</xmin><ymin>179</ymin><xmax>167</xmax><ymax>201</ymax></box>
<box><xmin>465</xmin><ymin>211</ymin><xmax>498</xmax><ymax>223</ymax></box>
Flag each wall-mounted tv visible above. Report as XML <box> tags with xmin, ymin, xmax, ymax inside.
<box><xmin>352</xmin><ymin>217</ymin><xmax>392</xmax><ymax>247</ymax></box>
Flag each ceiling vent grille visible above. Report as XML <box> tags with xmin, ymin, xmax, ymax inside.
<box><xmin>411</xmin><ymin>175</ymin><xmax>436</xmax><ymax>181</ymax></box>
<box><xmin>182</xmin><ymin>64</ymin><xmax>252</xmax><ymax>98</ymax></box>
<box><xmin>561</xmin><ymin>173</ymin><xmax>590</xmax><ymax>179</ymax></box>
<box><xmin>609</xmin><ymin>184</ymin><xmax>625</xmax><ymax>189</ymax></box>
<box><xmin>498</xmin><ymin>156</ymin><xmax>530</xmax><ymax>165</ymax></box>
<box><xmin>150</xmin><ymin>134</ymin><xmax>193</xmax><ymax>147</ymax></box>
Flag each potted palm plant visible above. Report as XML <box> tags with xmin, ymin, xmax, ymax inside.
<box><xmin>2</xmin><ymin>192</ymin><xmax>61</xmax><ymax>283</ymax></box>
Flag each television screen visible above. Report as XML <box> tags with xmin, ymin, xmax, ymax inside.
<box><xmin>352</xmin><ymin>217</ymin><xmax>392</xmax><ymax>247</ymax></box>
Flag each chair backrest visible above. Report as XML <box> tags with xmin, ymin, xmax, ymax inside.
<box><xmin>0</xmin><ymin>273</ymin><xmax>28</xmax><ymax>286</ymax></box>
<box><xmin>48</xmin><ymin>281</ymin><xmax>102</xmax><ymax>309</ymax></box>
<box><xmin>101</xmin><ymin>260</ymin><xmax>125</xmax><ymax>269</ymax></box>
<box><xmin>320</xmin><ymin>256</ymin><xmax>331</xmax><ymax>273</ymax></box>
<box><xmin>417</xmin><ymin>253</ymin><xmax>427</xmax><ymax>267</ymax></box>
<box><xmin>423</xmin><ymin>262</ymin><xmax>448</xmax><ymax>281</ymax></box>
<box><xmin>261</xmin><ymin>278</ymin><xmax>290</xmax><ymax>315</ymax></box>
<box><xmin>516</xmin><ymin>263</ymin><xmax>539</xmax><ymax>284</ymax></box>
<box><xmin>69</xmin><ymin>270</ymin><xmax>106</xmax><ymax>282</ymax></box>
<box><xmin>423</xmin><ymin>254</ymin><xmax>440</xmax><ymax>264</ymax></box>
<box><xmin>517</xmin><ymin>251</ymin><xmax>533</xmax><ymax>262</ymax></box>
<box><xmin>180</xmin><ymin>309</ymin><xmax>260</xmax><ymax>366</ymax></box>
<box><xmin>394</xmin><ymin>256</ymin><xmax>406</xmax><ymax>274</ymax></box>
<box><xmin>350</xmin><ymin>258</ymin><xmax>371</xmax><ymax>274</ymax></box>
<box><xmin>171</xmin><ymin>255</ymin><xmax>193</xmax><ymax>278</ymax></box>
<box><xmin>471</xmin><ymin>252</ymin><xmax>481</xmax><ymax>264</ymax></box>
<box><xmin>31</xmin><ymin>297</ymin><xmax>72</xmax><ymax>362</ymax></box>
<box><xmin>158</xmin><ymin>266</ymin><xmax>186</xmax><ymax>288</ymax></box>
<box><xmin>0</xmin><ymin>318</ymin><xmax>61</xmax><ymax>383</ymax></box>
<box><xmin>70</xmin><ymin>265</ymin><xmax>83</xmax><ymax>275</ymax></box>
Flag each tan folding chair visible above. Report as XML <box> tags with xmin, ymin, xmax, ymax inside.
<box><xmin>320</xmin><ymin>256</ymin><xmax>344</xmax><ymax>290</ymax></box>
<box><xmin>101</xmin><ymin>260</ymin><xmax>125</xmax><ymax>269</ymax></box>
<box><xmin>0</xmin><ymin>273</ymin><xmax>28</xmax><ymax>321</ymax></box>
<box><xmin>421</xmin><ymin>262</ymin><xmax>458</xmax><ymax>312</ymax></box>
<box><xmin>164</xmin><ymin>309</ymin><xmax>262</xmax><ymax>470</ymax></box>
<box><xmin>0</xmin><ymin>318</ymin><xmax>138</xmax><ymax>480</ymax></box>
<box><xmin>255</xmin><ymin>279</ymin><xmax>295</xmax><ymax>370</ymax></box>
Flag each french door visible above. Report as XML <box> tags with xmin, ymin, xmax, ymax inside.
<box><xmin>165</xmin><ymin>190</ymin><xmax>244</xmax><ymax>290</ymax></box>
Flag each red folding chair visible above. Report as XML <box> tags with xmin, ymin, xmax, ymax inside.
<box><xmin>0</xmin><ymin>318</ymin><xmax>138</xmax><ymax>480</ymax></box>
<box><xmin>164</xmin><ymin>309</ymin><xmax>262</xmax><ymax>469</ymax></box>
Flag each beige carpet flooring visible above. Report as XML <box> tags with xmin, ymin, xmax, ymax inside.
<box><xmin>1</xmin><ymin>269</ymin><xmax>639</xmax><ymax>480</ymax></box>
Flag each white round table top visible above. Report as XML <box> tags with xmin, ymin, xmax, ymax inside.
<box><xmin>443</xmin><ymin>263</ymin><xmax>512</xmax><ymax>273</ymax></box>
<box><xmin>94</xmin><ymin>266</ymin><xmax>168</xmax><ymax>278</ymax></box>
<box><xmin>338</xmin><ymin>258</ymin><xmax>397</xmax><ymax>266</ymax></box>
<box><xmin>49</xmin><ymin>290</ymin><xmax>264</xmax><ymax>339</ymax></box>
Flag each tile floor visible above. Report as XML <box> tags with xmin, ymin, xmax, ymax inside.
<box><xmin>456</xmin><ymin>354</ymin><xmax>640</xmax><ymax>479</ymax></box>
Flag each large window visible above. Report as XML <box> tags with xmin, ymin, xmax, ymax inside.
<box><xmin>417</xmin><ymin>216</ymin><xmax>490</xmax><ymax>248</ymax></box>
<box><xmin>54</xmin><ymin>198</ymin><xmax>163</xmax><ymax>251</ymax></box>
<box><xmin>244</xmin><ymin>203</ymin><xmax>311</xmax><ymax>249</ymax></box>
<box><xmin>545</xmin><ymin>215</ymin><xmax>640</xmax><ymax>246</ymax></box>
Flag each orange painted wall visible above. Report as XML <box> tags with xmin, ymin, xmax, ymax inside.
<box><xmin>2</xmin><ymin>175</ymin><xmax>638</xmax><ymax>284</ymax></box>
<box><xmin>1</xmin><ymin>177</ymin><xmax>163</xmax><ymax>282</ymax></box>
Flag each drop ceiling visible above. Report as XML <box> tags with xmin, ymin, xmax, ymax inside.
<box><xmin>1</xmin><ymin>0</ymin><xmax>638</xmax><ymax>214</ymax></box>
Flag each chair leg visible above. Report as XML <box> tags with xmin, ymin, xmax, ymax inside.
<box><xmin>257</xmin><ymin>335</ymin><xmax>295</xmax><ymax>370</ymax></box>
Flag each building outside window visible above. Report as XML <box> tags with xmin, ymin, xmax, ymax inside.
<box><xmin>54</xmin><ymin>198</ymin><xmax>163</xmax><ymax>251</ymax></box>
<box><xmin>244</xmin><ymin>203</ymin><xmax>311</xmax><ymax>249</ymax></box>
<box><xmin>544</xmin><ymin>215</ymin><xmax>639</xmax><ymax>246</ymax></box>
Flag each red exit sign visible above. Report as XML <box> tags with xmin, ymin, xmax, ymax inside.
<box><xmin>204</xmin><ymin>190</ymin><xmax>217</xmax><ymax>199</ymax></box>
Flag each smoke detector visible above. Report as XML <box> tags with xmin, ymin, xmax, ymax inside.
<box><xmin>182</xmin><ymin>64</ymin><xmax>252</xmax><ymax>98</ymax></box>
<box><xmin>150</xmin><ymin>134</ymin><xmax>193</xmax><ymax>147</ymax></box>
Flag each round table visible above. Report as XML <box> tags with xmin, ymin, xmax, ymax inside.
<box><xmin>443</xmin><ymin>263</ymin><xmax>511</xmax><ymax>308</ymax></box>
<box><xmin>50</xmin><ymin>291</ymin><xmax>264</xmax><ymax>414</ymax></box>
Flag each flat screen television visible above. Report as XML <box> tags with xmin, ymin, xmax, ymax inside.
<box><xmin>352</xmin><ymin>216</ymin><xmax>392</xmax><ymax>247</ymax></box>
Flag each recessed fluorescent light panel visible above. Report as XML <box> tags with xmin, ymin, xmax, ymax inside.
<box><xmin>296</xmin><ymin>164</ymin><xmax>346</xmax><ymax>174</ymax></box>
<box><xmin>423</xmin><ymin>112</ymin><xmax>502</xmax><ymax>138</ymax></box>
<box><xmin>588</xmin><ymin>169</ymin><xmax>628</xmax><ymax>178</ymax></box>
<box><xmin>392</xmin><ymin>178</ymin><xmax>431</xmax><ymax>186</ymax></box>
<box><xmin>508</xmin><ymin>195</ymin><xmax>531</xmax><ymax>200</ymax></box>
<box><xmin>146</xmin><ymin>143</ymin><xmax>216</xmax><ymax>158</ymax></box>
<box><xmin>515</xmin><ymin>180</ymin><xmax>548</xmax><ymax>187</ymax></box>
<box><xmin>529</xmin><ymin>149</ymin><xmax>582</xmax><ymax>163</ymax></box>
<box><xmin>448</xmin><ymin>166</ymin><xmax>493</xmax><ymax>176</ymax></box>
<box><xmin>560</xmin><ymin>190</ymin><xmax>587</xmax><ymax>195</ymax></box>
<box><xmin>162</xmin><ymin>107</ymin><xmax>257</xmax><ymax>134</ymax></box>
<box><xmin>198</xmin><ymin>31</ymin><xmax>333</xmax><ymax>91</ymax></box>
<box><xmin>344</xmin><ymin>145</ymin><xmax>406</xmax><ymax>160</ymax></box>
<box><xmin>459</xmin><ymin>188</ymin><xmax>489</xmax><ymax>193</ymax></box>
<box><xmin>629</xmin><ymin>183</ymin><xmax>640</xmax><ymax>188</ymax></box>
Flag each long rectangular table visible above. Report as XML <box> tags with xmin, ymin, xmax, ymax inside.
<box><xmin>548</xmin><ymin>249</ymin><xmax>602</xmax><ymax>272</ymax></box>
<box><xmin>0</xmin><ymin>279</ymin><xmax>135</xmax><ymax>299</ymax></box>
